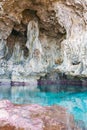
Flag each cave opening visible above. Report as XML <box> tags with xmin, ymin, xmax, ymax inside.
<box><xmin>5</xmin><ymin>8</ymin><xmax>40</xmax><ymax>61</ymax></box>
<box><xmin>11</xmin><ymin>29</ymin><xmax>21</xmax><ymax>36</ymax></box>
<box><xmin>6</xmin><ymin>25</ymin><xmax>29</xmax><ymax>60</ymax></box>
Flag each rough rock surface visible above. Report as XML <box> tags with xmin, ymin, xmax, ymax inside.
<box><xmin>0</xmin><ymin>0</ymin><xmax>87</xmax><ymax>81</ymax></box>
<box><xmin>0</xmin><ymin>100</ymin><xmax>80</xmax><ymax>130</ymax></box>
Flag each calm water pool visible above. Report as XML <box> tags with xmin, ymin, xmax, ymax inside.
<box><xmin>0</xmin><ymin>85</ymin><xmax>87</xmax><ymax>128</ymax></box>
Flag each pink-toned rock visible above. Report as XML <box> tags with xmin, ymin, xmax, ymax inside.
<box><xmin>0</xmin><ymin>100</ymin><xmax>80</xmax><ymax>130</ymax></box>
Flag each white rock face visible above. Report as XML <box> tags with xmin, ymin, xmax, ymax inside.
<box><xmin>25</xmin><ymin>20</ymin><xmax>45</xmax><ymax>74</ymax></box>
<box><xmin>0</xmin><ymin>0</ymin><xmax>87</xmax><ymax>80</ymax></box>
<box><xmin>53</xmin><ymin>1</ymin><xmax>87</xmax><ymax>77</ymax></box>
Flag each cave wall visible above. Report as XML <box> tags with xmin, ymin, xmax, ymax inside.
<box><xmin>0</xmin><ymin>0</ymin><xmax>87</xmax><ymax>81</ymax></box>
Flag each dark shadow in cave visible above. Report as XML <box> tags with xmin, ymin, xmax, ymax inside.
<box><xmin>37</xmin><ymin>72</ymin><xmax>87</xmax><ymax>93</ymax></box>
<box><xmin>12</xmin><ymin>29</ymin><xmax>21</xmax><ymax>36</ymax></box>
<box><xmin>6</xmin><ymin>26</ymin><xmax>29</xmax><ymax>61</ymax></box>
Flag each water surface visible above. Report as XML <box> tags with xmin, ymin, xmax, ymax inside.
<box><xmin>0</xmin><ymin>84</ymin><xmax>87</xmax><ymax>128</ymax></box>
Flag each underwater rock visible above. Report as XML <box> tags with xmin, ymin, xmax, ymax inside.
<box><xmin>0</xmin><ymin>100</ymin><xmax>81</xmax><ymax>130</ymax></box>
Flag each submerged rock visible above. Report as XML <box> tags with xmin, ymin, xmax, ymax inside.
<box><xmin>0</xmin><ymin>100</ymin><xmax>81</xmax><ymax>130</ymax></box>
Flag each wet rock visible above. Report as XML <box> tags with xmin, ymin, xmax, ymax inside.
<box><xmin>0</xmin><ymin>100</ymin><xmax>80</xmax><ymax>130</ymax></box>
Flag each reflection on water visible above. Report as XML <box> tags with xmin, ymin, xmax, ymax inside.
<box><xmin>11</xmin><ymin>86</ymin><xmax>40</xmax><ymax>104</ymax></box>
<box><xmin>0</xmin><ymin>85</ymin><xmax>87</xmax><ymax>128</ymax></box>
<box><xmin>0</xmin><ymin>86</ymin><xmax>11</xmax><ymax>100</ymax></box>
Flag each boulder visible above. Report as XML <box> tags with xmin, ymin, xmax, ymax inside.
<box><xmin>0</xmin><ymin>100</ymin><xmax>80</xmax><ymax>130</ymax></box>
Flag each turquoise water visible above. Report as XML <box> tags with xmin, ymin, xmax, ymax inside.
<box><xmin>0</xmin><ymin>85</ymin><xmax>87</xmax><ymax>127</ymax></box>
